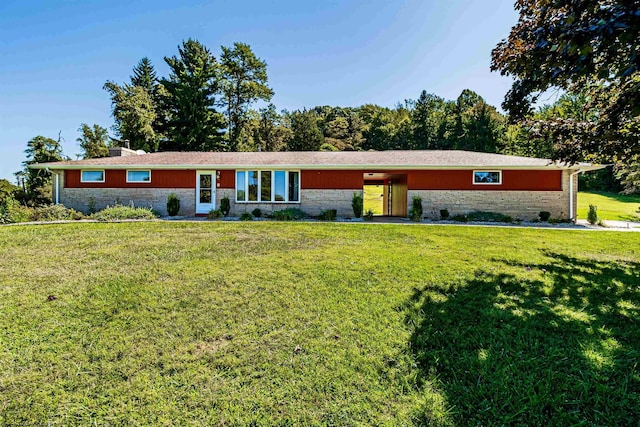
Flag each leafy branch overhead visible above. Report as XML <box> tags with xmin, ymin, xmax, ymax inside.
<box><xmin>491</xmin><ymin>0</ymin><xmax>640</xmax><ymax>163</ymax></box>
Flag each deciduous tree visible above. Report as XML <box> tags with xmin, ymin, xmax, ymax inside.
<box><xmin>491</xmin><ymin>0</ymin><xmax>640</xmax><ymax>162</ymax></box>
<box><xmin>20</xmin><ymin>135</ymin><xmax>65</xmax><ymax>204</ymax></box>
<box><xmin>77</xmin><ymin>123</ymin><xmax>111</xmax><ymax>159</ymax></box>
<box><xmin>287</xmin><ymin>109</ymin><xmax>324</xmax><ymax>151</ymax></box>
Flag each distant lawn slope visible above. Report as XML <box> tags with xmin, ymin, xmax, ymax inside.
<box><xmin>1</xmin><ymin>223</ymin><xmax>639</xmax><ymax>426</ymax></box>
<box><xmin>363</xmin><ymin>184</ymin><xmax>384</xmax><ymax>215</ymax></box>
<box><xmin>578</xmin><ymin>191</ymin><xmax>640</xmax><ymax>221</ymax></box>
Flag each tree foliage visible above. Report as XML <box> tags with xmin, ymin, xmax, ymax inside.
<box><xmin>491</xmin><ymin>0</ymin><xmax>640</xmax><ymax>163</ymax></box>
<box><xmin>131</xmin><ymin>57</ymin><xmax>158</xmax><ymax>95</ymax></box>
<box><xmin>251</xmin><ymin>104</ymin><xmax>291</xmax><ymax>152</ymax></box>
<box><xmin>20</xmin><ymin>135</ymin><xmax>65</xmax><ymax>204</ymax></box>
<box><xmin>77</xmin><ymin>123</ymin><xmax>111</xmax><ymax>159</ymax></box>
<box><xmin>104</xmin><ymin>82</ymin><xmax>161</xmax><ymax>152</ymax></box>
<box><xmin>161</xmin><ymin>39</ymin><xmax>226</xmax><ymax>151</ymax></box>
<box><xmin>287</xmin><ymin>109</ymin><xmax>324</xmax><ymax>151</ymax></box>
<box><xmin>220</xmin><ymin>42</ymin><xmax>274</xmax><ymax>150</ymax></box>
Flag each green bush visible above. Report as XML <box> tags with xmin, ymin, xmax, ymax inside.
<box><xmin>207</xmin><ymin>209</ymin><xmax>223</xmax><ymax>219</ymax></box>
<box><xmin>352</xmin><ymin>192</ymin><xmax>363</xmax><ymax>218</ymax></box>
<box><xmin>91</xmin><ymin>205</ymin><xmax>159</xmax><ymax>221</ymax></box>
<box><xmin>466</xmin><ymin>211</ymin><xmax>513</xmax><ymax>223</ymax></box>
<box><xmin>220</xmin><ymin>195</ymin><xmax>231</xmax><ymax>216</ymax></box>
<box><xmin>440</xmin><ymin>209</ymin><xmax>449</xmax><ymax>220</ymax></box>
<box><xmin>409</xmin><ymin>196</ymin><xmax>423</xmax><ymax>222</ymax></box>
<box><xmin>318</xmin><ymin>209</ymin><xmax>337</xmax><ymax>221</ymax></box>
<box><xmin>272</xmin><ymin>208</ymin><xmax>307</xmax><ymax>221</ymax></box>
<box><xmin>451</xmin><ymin>214</ymin><xmax>468</xmax><ymax>222</ymax></box>
<box><xmin>31</xmin><ymin>204</ymin><xmax>83</xmax><ymax>221</ymax></box>
<box><xmin>363</xmin><ymin>208</ymin><xmax>375</xmax><ymax>221</ymax></box>
<box><xmin>251</xmin><ymin>208</ymin><xmax>262</xmax><ymax>218</ymax></box>
<box><xmin>538</xmin><ymin>211</ymin><xmax>551</xmax><ymax>222</ymax></box>
<box><xmin>240</xmin><ymin>212</ymin><xmax>253</xmax><ymax>221</ymax></box>
<box><xmin>88</xmin><ymin>197</ymin><xmax>96</xmax><ymax>215</ymax></box>
<box><xmin>167</xmin><ymin>193</ymin><xmax>180</xmax><ymax>216</ymax></box>
<box><xmin>0</xmin><ymin>198</ymin><xmax>32</xmax><ymax>224</ymax></box>
<box><xmin>587</xmin><ymin>205</ymin><xmax>599</xmax><ymax>225</ymax></box>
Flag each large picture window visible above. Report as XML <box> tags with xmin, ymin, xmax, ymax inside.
<box><xmin>236</xmin><ymin>170</ymin><xmax>300</xmax><ymax>203</ymax></box>
<box><xmin>473</xmin><ymin>170</ymin><xmax>501</xmax><ymax>185</ymax></box>
<box><xmin>81</xmin><ymin>170</ymin><xmax>105</xmax><ymax>183</ymax></box>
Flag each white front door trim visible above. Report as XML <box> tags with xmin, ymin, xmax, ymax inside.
<box><xmin>196</xmin><ymin>170</ymin><xmax>216</xmax><ymax>214</ymax></box>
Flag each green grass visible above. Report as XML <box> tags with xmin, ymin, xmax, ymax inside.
<box><xmin>1</xmin><ymin>222</ymin><xmax>639</xmax><ymax>426</ymax></box>
<box><xmin>578</xmin><ymin>191</ymin><xmax>640</xmax><ymax>222</ymax></box>
<box><xmin>363</xmin><ymin>184</ymin><xmax>384</xmax><ymax>215</ymax></box>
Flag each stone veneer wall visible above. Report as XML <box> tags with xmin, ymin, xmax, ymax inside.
<box><xmin>56</xmin><ymin>169</ymin><xmax>576</xmax><ymax>220</ymax></box>
<box><xmin>216</xmin><ymin>189</ymin><xmax>356</xmax><ymax>217</ymax></box>
<box><xmin>60</xmin><ymin>188</ymin><xmax>196</xmax><ymax>216</ymax></box>
<box><xmin>410</xmin><ymin>170</ymin><xmax>573</xmax><ymax>221</ymax></box>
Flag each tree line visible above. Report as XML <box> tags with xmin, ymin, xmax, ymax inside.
<box><xmin>13</xmin><ymin>0</ymin><xmax>640</xmax><ymax>208</ymax></box>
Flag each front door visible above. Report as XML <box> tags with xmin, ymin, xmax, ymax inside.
<box><xmin>196</xmin><ymin>170</ymin><xmax>216</xmax><ymax>214</ymax></box>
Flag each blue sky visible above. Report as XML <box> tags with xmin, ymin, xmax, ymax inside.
<box><xmin>0</xmin><ymin>0</ymin><xmax>521</xmax><ymax>180</ymax></box>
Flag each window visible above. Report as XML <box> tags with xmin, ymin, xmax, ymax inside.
<box><xmin>127</xmin><ymin>170</ymin><xmax>151</xmax><ymax>183</ymax></box>
<box><xmin>288</xmin><ymin>171</ymin><xmax>299</xmax><ymax>201</ymax></box>
<box><xmin>236</xmin><ymin>170</ymin><xmax>300</xmax><ymax>203</ymax></box>
<box><xmin>248</xmin><ymin>170</ymin><xmax>258</xmax><ymax>201</ymax></box>
<box><xmin>274</xmin><ymin>171</ymin><xmax>286</xmax><ymax>201</ymax></box>
<box><xmin>261</xmin><ymin>171</ymin><xmax>272</xmax><ymax>201</ymax></box>
<box><xmin>236</xmin><ymin>171</ymin><xmax>246</xmax><ymax>201</ymax></box>
<box><xmin>473</xmin><ymin>171</ymin><xmax>501</xmax><ymax>185</ymax></box>
<box><xmin>81</xmin><ymin>170</ymin><xmax>104</xmax><ymax>183</ymax></box>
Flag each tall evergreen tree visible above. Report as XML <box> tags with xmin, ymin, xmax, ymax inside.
<box><xmin>411</xmin><ymin>91</ymin><xmax>444</xmax><ymax>149</ymax></box>
<box><xmin>104</xmin><ymin>57</ymin><xmax>164</xmax><ymax>152</ymax></box>
<box><xmin>220</xmin><ymin>42</ymin><xmax>274</xmax><ymax>150</ymax></box>
<box><xmin>130</xmin><ymin>57</ymin><xmax>158</xmax><ymax>94</ymax></box>
<box><xmin>161</xmin><ymin>39</ymin><xmax>226</xmax><ymax>151</ymax></box>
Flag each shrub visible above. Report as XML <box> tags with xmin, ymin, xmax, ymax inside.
<box><xmin>451</xmin><ymin>214</ymin><xmax>468</xmax><ymax>222</ymax></box>
<box><xmin>251</xmin><ymin>208</ymin><xmax>262</xmax><ymax>218</ymax></box>
<box><xmin>91</xmin><ymin>205</ymin><xmax>158</xmax><ymax>221</ymax></box>
<box><xmin>88</xmin><ymin>197</ymin><xmax>96</xmax><ymax>215</ymax></box>
<box><xmin>408</xmin><ymin>196</ymin><xmax>423</xmax><ymax>222</ymax></box>
<box><xmin>352</xmin><ymin>192</ymin><xmax>363</xmax><ymax>218</ymax></box>
<box><xmin>240</xmin><ymin>212</ymin><xmax>253</xmax><ymax>221</ymax></box>
<box><xmin>439</xmin><ymin>209</ymin><xmax>450</xmax><ymax>220</ymax></box>
<box><xmin>539</xmin><ymin>211</ymin><xmax>551</xmax><ymax>222</ymax></box>
<box><xmin>272</xmin><ymin>208</ymin><xmax>307</xmax><ymax>221</ymax></box>
<box><xmin>167</xmin><ymin>193</ymin><xmax>180</xmax><ymax>216</ymax></box>
<box><xmin>466</xmin><ymin>211</ymin><xmax>513</xmax><ymax>223</ymax></box>
<box><xmin>587</xmin><ymin>204</ymin><xmax>599</xmax><ymax>225</ymax></box>
<box><xmin>207</xmin><ymin>209</ymin><xmax>223</xmax><ymax>219</ymax></box>
<box><xmin>0</xmin><ymin>198</ymin><xmax>32</xmax><ymax>224</ymax></box>
<box><xmin>220</xmin><ymin>195</ymin><xmax>231</xmax><ymax>216</ymax></box>
<box><xmin>318</xmin><ymin>209</ymin><xmax>337</xmax><ymax>221</ymax></box>
<box><xmin>363</xmin><ymin>208</ymin><xmax>375</xmax><ymax>221</ymax></box>
<box><xmin>31</xmin><ymin>204</ymin><xmax>83</xmax><ymax>222</ymax></box>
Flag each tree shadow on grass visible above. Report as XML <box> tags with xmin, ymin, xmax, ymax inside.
<box><xmin>406</xmin><ymin>252</ymin><xmax>640</xmax><ymax>426</ymax></box>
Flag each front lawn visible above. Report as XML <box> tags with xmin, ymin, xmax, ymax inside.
<box><xmin>578</xmin><ymin>191</ymin><xmax>640</xmax><ymax>221</ymax></box>
<box><xmin>1</xmin><ymin>222</ymin><xmax>638</xmax><ymax>425</ymax></box>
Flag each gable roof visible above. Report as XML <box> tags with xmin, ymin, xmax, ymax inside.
<box><xmin>30</xmin><ymin>150</ymin><xmax>600</xmax><ymax>171</ymax></box>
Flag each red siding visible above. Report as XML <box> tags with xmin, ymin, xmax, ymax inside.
<box><xmin>302</xmin><ymin>170</ymin><xmax>364</xmax><ymax>189</ymax></box>
<box><xmin>65</xmin><ymin>169</ymin><xmax>195</xmax><ymax>188</ymax></box>
<box><xmin>408</xmin><ymin>170</ymin><xmax>562</xmax><ymax>191</ymax></box>
<box><xmin>65</xmin><ymin>168</ymin><xmax>562</xmax><ymax>191</ymax></box>
<box><xmin>217</xmin><ymin>170</ymin><xmax>235</xmax><ymax>189</ymax></box>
